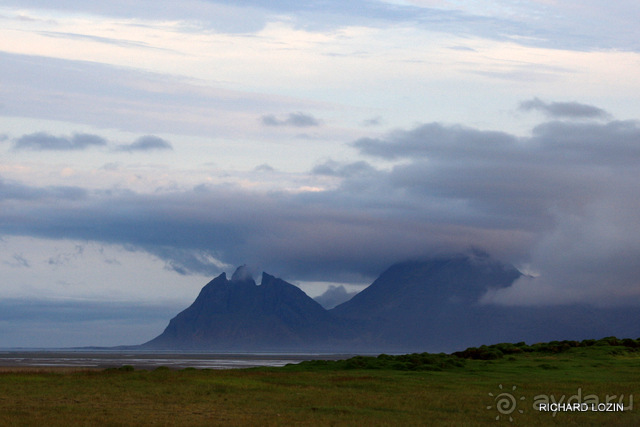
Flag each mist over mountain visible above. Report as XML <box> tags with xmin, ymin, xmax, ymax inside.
<box><xmin>313</xmin><ymin>285</ymin><xmax>358</xmax><ymax>310</ymax></box>
<box><xmin>142</xmin><ymin>253</ymin><xmax>640</xmax><ymax>353</ymax></box>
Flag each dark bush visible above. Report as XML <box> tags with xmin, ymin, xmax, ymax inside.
<box><xmin>621</xmin><ymin>338</ymin><xmax>640</xmax><ymax>348</ymax></box>
<box><xmin>596</xmin><ymin>336</ymin><xmax>620</xmax><ymax>346</ymax></box>
<box><xmin>295</xmin><ymin>352</ymin><xmax>465</xmax><ymax>371</ymax></box>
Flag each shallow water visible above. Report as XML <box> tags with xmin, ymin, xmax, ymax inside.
<box><xmin>0</xmin><ymin>350</ymin><xmax>351</xmax><ymax>370</ymax></box>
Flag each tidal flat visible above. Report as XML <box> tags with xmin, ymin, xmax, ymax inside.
<box><xmin>0</xmin><ymin>339</ymin><xmax>638</xmax><ymax>426</ymax></box>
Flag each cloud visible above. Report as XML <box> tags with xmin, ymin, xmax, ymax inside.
<box><xmin>37</xmin><ymin>30</ymin><xmax>173</xmax><ymax>51</ymax></box>
<box><xmin>3</xmin><ymin>254</ymin><xmax>30</xmax><ymax>268</ymax></box>
<box><xmin>519</xmin><ymin>97</ymin><xmax>610</xmax><ymax>119</ymax></box>
<box><xmin>47</xmin><ymin>245</ymin><xmax>85</xmax><ymax>267</ymax></box>
<box><xmin>115</xmin><ymin>135</ymin><xmax>173</xmax><ymax>152</ymax></box>
<box><xmin>261</xmin><ymin>112</ymin><xmax>321</xmax><ymax>127</ymax></box>
<box><xmin>13</xmin><ymin>132</ymin><xmax>107</xmax><ymax>151</ymax></box>
<box><xmin>448</xmin><ymin>45</ymin><xmax>477</xmax><ymax>52</ymax></box>
<box><xmin>2</xmin><ymin>101</ymin><xmax>640</xmax><ymax>306</ymax></box>
<box><xmin>470</xmin><ymin>66</ymin><xmax>568</xmax><ymax>83</ymax></box>
<box><xmin>9</xmin><ymin>131</ymin><xmax>173</xmax><ymax>153</ymax></box>
<box><xmin>254</xmin><ymin>164</ymin><xmax>275</xmax><ymax>172</ymax></box>
<box><xmin>353</xmin><ymin>123</ymin><xmax>517</xmax><ymax>161</ymax></box>
<box><xmin>353</xmin><ymin>119</ymin><xmax>640</xmax><ymax>232</ymax></box>
<box><xmin>361</xmin><ymin>116</ymin><xmax>383</xmax><ymax>127</ymax></box>
<box><xmin>0</xmin><ymin>177</ymin><xmax>88</xmax><ymax>201</ymax></box>
<box><xmin>311</xmin><ymin>160</ymin><xmax>377</xmax><ymax>178</ymax></box>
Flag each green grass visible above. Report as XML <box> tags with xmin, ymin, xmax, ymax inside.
<box><xmin>0</xmin><ymin>338</ymin><xmax>638</xmax><ymax>426</ymax></box>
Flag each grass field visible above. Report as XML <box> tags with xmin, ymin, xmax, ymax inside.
<box><xmin>0</xmin><ymin>338</ymin><xmax>638</xmax><ymax>426</ymax></box>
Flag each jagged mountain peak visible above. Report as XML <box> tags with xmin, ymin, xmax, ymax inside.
<box><xmin>261</xmin><ymin>271</ymin><xmax>275</xmax><ymax>283</ymax></box>
<box><xmin>142</xmin><ymin>266</ymin><xmax>339</xmax><ymax>351</ymax></box>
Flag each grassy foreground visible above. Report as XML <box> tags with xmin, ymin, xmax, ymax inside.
<box><xmin>0</xmin><ymin>338</ymin><xmax>638</xmax><ymax>426</ymax></box>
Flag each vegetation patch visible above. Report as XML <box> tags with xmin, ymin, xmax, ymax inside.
<box><xmin>0</xmin><ymin>337</ymin><xmax>638</xmax><ymax>426</ymax></box>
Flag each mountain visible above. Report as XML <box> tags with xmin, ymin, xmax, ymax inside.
<box><xmin>332</xmin><ymin>252</ymin><xmax>520</xmax><ymax>320</ymax></box>
<box><xmin>313</xmin><ymin>285</ymin><xmax>358</xmax><ymax>309</ymax></box>
<box><xmin>329</xmin><ymin>252</ymin><xmax>523</xmax><ymax>351</ymax></box>
<box><xmin>142</xmin><ymin>266</ymin><xmax>345</xmax><ymax>351</ymax></box>
<box><xmin>142</xmin><ymin>254</ymin><xmax>640</xmax><ymax>353</ymax></box>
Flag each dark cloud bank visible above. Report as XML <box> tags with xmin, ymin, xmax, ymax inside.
<box><xmin>2</xmin><ymin>101</ymin><xmax>640</xmax><ymax>307</ymax></box>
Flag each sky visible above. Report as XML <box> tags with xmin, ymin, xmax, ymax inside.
<box><xmin>1</xmin><ymin>0</ymin><xmax>640</xmax><ymax>347</ymax></box>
